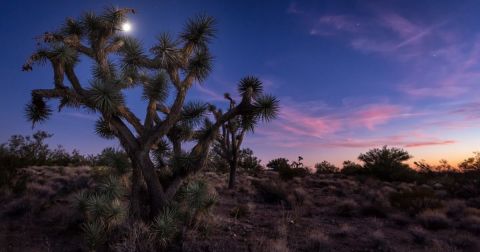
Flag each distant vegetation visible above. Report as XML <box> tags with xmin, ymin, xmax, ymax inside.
<box><xmin>0</xmin><ymin>131</ymin><xmax>129</xmax><ymax>189</ymax></box>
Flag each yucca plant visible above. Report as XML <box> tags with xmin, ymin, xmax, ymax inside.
<box><xmin>78</xmin><ymin>175</ymin><xmax>127</xmax><ymax>249</ymax></box>
<box><xmin>81</xmin><ymin>220</ymin><xmax>107</xmax><ymax>251</ymax></box>
<box><xmin>151</xmin><ymin>206</ymin><xmax>180</xmax><ymax>248</ymax></box>
<box><xmin>23</xmin><ymin>6</ymin><xmax>279</xmax><ymax>218</ymax></box>
<box><xmin>97</xmin><ymin>175</ymin><xmax>125</xmax><ymax>200</ymax></box>
<box><xmin>177</xmin><ymin>180</ymin><xmax>217</xmax><ymax>225</ymax></box>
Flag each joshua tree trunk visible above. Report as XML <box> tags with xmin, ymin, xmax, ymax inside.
<box><xmin>228</xmin><ymin>153</ymin><xmax>238</xmax><ymax>189</ymax></box>
<box><xmin>129</xmin><ymin>158</ymin><xmax>142</xmax><ymax>218</ymax></box>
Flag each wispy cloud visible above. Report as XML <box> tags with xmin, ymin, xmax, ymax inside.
<box><xmin>288</xmin><ymin>2</ymin><xmax>480</xmax><ymax>99</ymax></box>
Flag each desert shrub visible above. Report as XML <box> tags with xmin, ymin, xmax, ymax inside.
<box><xmin>208</xmin><ymin>147</ymin><xmax>262</xmax><ymax>174</ymax></box>
<box><xmin>303</xmin><ymin>230</ymin><xmax>332</xmax><ymax>252</ymax></box>
<box><xmin>460</xmin><ymin>215</ymin><xmax>480</xmax><ymax>234</ymax></box>
<box><xmin>370</xmin><ymin>230</ymin><xmax>389</xmax><ymax>251</ymax></box>
<box><xmin>358</xmin><ymin>146</ymin><xmax>417</xmax><ymax>181</ymax></box>
<box><xmin>333</xmin><ymin>224</ymin><xmax>355</xmax><ymax>238</ymax></box>
<box><xmin>177</xmin><ymin>180</ymin><xmax>217</xmax><ymax>225</ymax></box>
<box><xmin>315</xmin><ymin>161</ymin><xmax>339</xmax><ymax>174</ymax></box>
<box><xmin>409</xmin><ymin>226</ymin><xmax>428</xmax><ymax>244</ymax></box>
<box><xmin>151</xmin><ymin>206</ymin><xmax>180</xmax><ymax>248</ymax></box>
<box><xmin>238</xmin><ymin>148</ymin><xmax>263</xmax><ymax>173</ymax></box>
<box><xmin>459</xmin><ymin>152</ymin><xmax>480</xmax><ymax>172</ymax></box>
<box><xmin>81</xmin><ymin>220</ymin><xmax>108</xmax><ymax>251</ymax></box>
<box><xmin>360</xmin><ymin>201</ymin><xmax>388</xmax><ymax>218</ymax></box>
<box><xmin>229</xmin><ymin>204</ymin><xmax>251</xmax><ymax>219</ymax></box>
<box><xmin>449</xmin><ymin>233</ymin><xmax>479</xmax><ymax>251</ymax></box>
<box><xmin>390</xmin><ymin>187</ymin><xmax>443</xmax><ymax>214</ymax></box>
<box><xmin>335</xmin><ymin>199</ymin><xmax>358</xmax><ymax>217</ymax></box>
<box><xmin>266</xmin><ymin>157</ymin><xmax>308</xmax><ymax>180</ymax></box>
<box><xmin>252</xmin><ymin>179</ymin><xmax>290</xmax><ymax>205</ymax></box>
<box><xmin>95</xmin><ymin>147</ymin><xmax>131</xmax><ymax>175</ymax></box>
<box><xmin>113</xmin><ymin>221</ymin><xmax>155</xmax><ymax>252</ymax></box>
<box><xmin>340</xmin><ymin>160</ymin><xmax>363</xmax><ymax>175</ymax></box>
<box><xmin>266</xmin><ymin>158</ymin><xmax>290</xmax><ymax>171</ymax></box>
<box><xmin>278</xmin><ymin>166</ymin><xmax>308</xmax><ymax>180</ymax></box>
<box><xmin>76</xmin><ymin>175</ymin><xmax>127</xmax><ymax>249</ymax></box>
<box><xmin>417</xmin><ymin>210</ymin><xmax>450</xmax><ymax>230</ymax></box>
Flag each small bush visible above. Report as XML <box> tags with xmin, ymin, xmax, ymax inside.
<box><xmin>304</xmin><ymin>230</ymin><xmax>331</xmax><ymax>252</ymax></box>
<box><xmin>460</xmin><ymin>215</ymin><xmax>480</xmax><ymax>234</ymax></box>
<box><xmin>229</xmin><ymin>204</ymin><xmax>251</xmax><ymax>219</ymax></box>
<box><xmin>315</xmin><ymin>161</ymin><xmax>339</xmax><ymax>174</ymax></box>
<box><xmin>335</xmin><ymin>199</ymin><xmax>358</xmax><ymax>217</ymax></box>
<box><xmin>252</xmin><ymin>180</ymin><xmax>290</xmax><ymax>205</ymax></box>
<box><xmin>358</xmin><ymin>146</ymin><xmax>417</xmax><ymax>181</ymax></box>
<box><xmin>266</xmin><ymin>158</ymin><xmax>290</xmax><ymax>171</ymax></box>
<box><xmin>81</xmin><ymin>220</ymin><xmax>107</xmax><ymax>251</ymax></box>
<box><xmin>278</xmin><ymin>166</ymin><xmax>308</xmax><ymax>180</ymax></box>
<box><xmin>151</xmin><ymin>207</ymin><xmax>180</xmax><ymax>248</ymax></box>
<box><xmin>340</xmin><ymin>160</ymin><xmax>363</xmax><ymax>175</ymax></box>
<box><xmin>409</xmin><ymin>226</ymin><xmax>428</xmax><ymax>244</ymax></box>
<box><xmin>449</xmin><ymin>233</ymin><xmax>479</xmax><ymax>251</ymax></box>
<box><xmin>113</xmin><ymin>221</ymin><xmax>155</xmax><ymax>252</ymax></box>
<box><xmin>390</xmin><ymin>187</ymin><xmax>443</xmax><ymax>214</ymax></box>
<box><xmin>417</xmin><ymin>210</ymin><xmax>450</xmax><ymax>230</ymax></box>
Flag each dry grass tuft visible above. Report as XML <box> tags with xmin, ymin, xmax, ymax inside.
<box><xmin>417</xmin><ymin>209</ymin><xmax>451</xmax><ymax>230</ymax></box>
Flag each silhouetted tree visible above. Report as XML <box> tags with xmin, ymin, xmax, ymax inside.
<box><xmin>315</xmin><ymin>160</ymin><xmax>339</xmax><ymax>173</ymax></box>
<box><xmin>358</xmin><ymin>145</ymin><xmax>414</xmax><ymax>181</ymax></box>
<box><xmin>213</xmin><ymin>89</ymin><xmax>278</xmax><ymax>189</ymax></box>
<box><xmin>23</xmin><ymin>7</ymin><xmax>279</xmax><ymax>218</ymax></box>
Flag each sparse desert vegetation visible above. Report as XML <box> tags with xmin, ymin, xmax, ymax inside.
<box><xmin>2</xmin><ymin>132</ymin><xmax>480</xmax><ymax>251</ymax></box>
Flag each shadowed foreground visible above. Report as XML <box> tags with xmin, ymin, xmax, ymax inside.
<box><xmin>1</xmin><ymin>166</ymin><xmax>480</xmax><ymax>251</ymax></box>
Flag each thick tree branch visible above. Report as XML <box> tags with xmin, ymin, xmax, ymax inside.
<box><xmin>142</xmin><ymin>87</ymin><xmax>188</xmax><ymax>150</ymax></box>
<box><xmin>118</xmin><ymin>105</ymin><xmax>145</xmax><ymax>135</ymax></box>
<box><xmin>105</xmin><ymin>40</ymin><xmax>124</xmax><ymax>53</ymax></box>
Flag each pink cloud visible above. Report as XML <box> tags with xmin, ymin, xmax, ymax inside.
<box><xmin>278</xmin><ymin>106</ymin><xmax>341</xmax><ymax>137</ymax></box>
<box><xmin>353</xmin><ymin>105</ymin><xmax>406</xmax><ymax>130</ymax></box>
<box><xmin>405</xmin><ymin>140</ymin><xmax>456</xmax><ymax>148</ymax></box>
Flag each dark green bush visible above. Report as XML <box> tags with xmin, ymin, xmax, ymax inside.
<box><xmin>252</xmin><ymin>179</ymin><xmax>290</xmax><ymax>205</ymax></box>
<box><xmin>340</xmin><ymin>160</ymin><xmax>364</xmax><ymax>175</ymax></box>
<box><xmin>267</xmin><ymin>157</ymin><xmax>308</xmax><ymax>180</ymax></box>
<box><xmin>358</xmin><ymin>146</ymin><xmax>417</xmax><ymax>181</ymax></box>
<box><xmin>315</xmin><ymin>161</ymin><xmax>339</xmax><ymax>174</ymax></box>
<box><xmin>266</xmin><ymin>158</ymin><xmax>290</xmax><ymax>171</ymax></box>
<box><xmin>390</xmin><ymin>187</ymin><xmax>443</xmax><ymax>215</ymax></box>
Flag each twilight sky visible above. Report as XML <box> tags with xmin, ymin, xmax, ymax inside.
<box><xmin>1</xmin><ymin>0</ymin><xmax>480</xmax><ymax>167</ymax></box>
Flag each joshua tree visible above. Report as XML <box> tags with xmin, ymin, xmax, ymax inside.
<box><xmin>23</xmin><ymin>7</ymin><xmax>279</xmax><ymax>218</ymax></box>
<box><xmin>212</xmin><ymin>85</ymin><xmax>277</xmax><ymax>189</ymax></box>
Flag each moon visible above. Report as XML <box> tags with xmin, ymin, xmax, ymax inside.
<box><xmin>122</xmin><ymin>22</ymin><xmax>132</xmax><ymax>32</ymax></box>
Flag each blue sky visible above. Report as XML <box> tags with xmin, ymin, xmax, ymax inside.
<box><xmin>1</xmin><ymin>0</ymin><xmax>480</xmax><ymax>166</ymax></box>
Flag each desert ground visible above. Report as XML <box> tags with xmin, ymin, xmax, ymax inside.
<box><xmin>1</xmin><ymin>165</ymin><xmax>480</xmax><ymax>252</ymax></box>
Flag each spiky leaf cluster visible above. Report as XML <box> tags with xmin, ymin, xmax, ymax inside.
<box><xmin>180</xmin><ymin>15</ymin><xmax>216</xmax><ymax>51</ymax></box>
<box><xmin>187</xmin><ymin>50</ymin><xmax>213</xmax><ymax>82</ymax></box>
<box><xmin>142</xmin><ymin>71</ymin><xmax>169</xmax><ymax>101</ymax></box>
<box><xmin>87</xmin><ymin>80</ymin><xmax>124</xmax><ymax>114</ymax></box>
<box><xmin>25</xmin><ymin>95</ymin><xmax>52</xmax><ymax>127</ymax></box>
<box><xmin>253</xmin><ymin>94</ymin><xmax>280</xmax><ymax>122</ymax></box>
<box><xmin>151</xmin><ymin>33</ymin><xmax>181</xmax><ymax>68</ymax></box>
<box><xmin>238</xmin><ymin>76</ymin><xmax>263</xmax><ymax>98</ymax></box>
<box><xmin>180</xmin><ymin>101</ymin><xmax>208</xmax><ymax>127</ymax></box>
<box><xmin>81</xmin><ymin>220</ymin><xmax>107</xmax><ymax>250</ymax></box>
<box><xmin>95</xmin><ymin>118</ymin><xmax>116</xmax><ymax>139</ymax></box>
<box><xmin>177</xmin><ymin>180</ymin><xmax>217</xmax><ymax>219</ymax></box>
<box><xmin>151</xmin><ymin>206</ymin><xmax>179</xmax><ymax>248</ymax></box>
